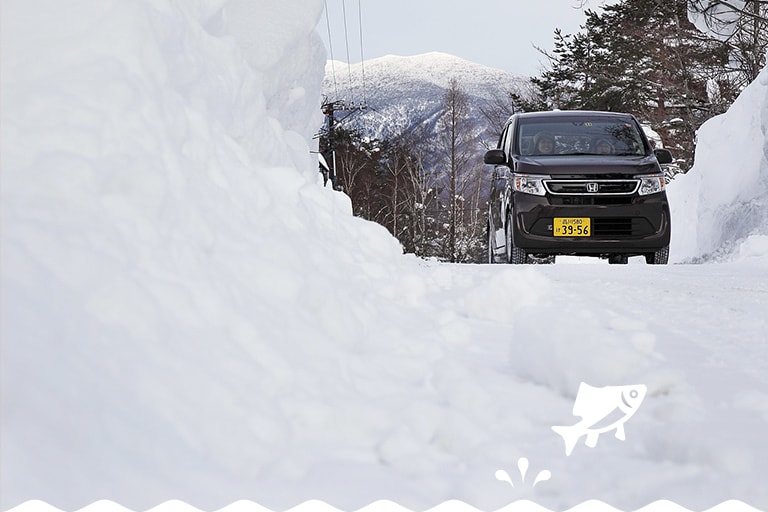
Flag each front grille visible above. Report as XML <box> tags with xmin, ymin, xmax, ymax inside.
<box><xmin>551</xmin><ymin>196</ymin><xmax>634</xmax><ymax>205</ymax></box>
<box><xmin>545</xmin><ymin>180</ymin><xmax>638</xmax><ymax>195</ymax></box>
<box><xmin>593</xmin><ymin>218</ymin><xmax>633</xmax><ymax>236</ymax></box>
<box><xmin>592</xmin><ymin>218</ymin><xmax>654</xmax><ymax>237</ymax></box>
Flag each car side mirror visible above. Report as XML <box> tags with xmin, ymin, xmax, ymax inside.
<box><xmin>484</xmin><ymin>149</ymin><xmax>507</xmax><ymax>165</ymax></box>
<box><xmin>654</xmin><ymin>148</ymin><xmax>673</xmax><ymax>165</ymax></box>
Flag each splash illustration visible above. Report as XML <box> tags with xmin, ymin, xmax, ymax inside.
<box><xmin>495</xmin><ymin>457</ymin><xmax>552</xmax><ymax>488</ymax></box>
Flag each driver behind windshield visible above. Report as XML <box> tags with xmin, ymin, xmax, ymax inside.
<box><xmin>534</xmin><ymin>132</ymin><xmax>555</xmax><ymax>155</ymax></box>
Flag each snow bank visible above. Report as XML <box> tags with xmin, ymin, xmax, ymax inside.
<box><xmin>668</xmin><ymin>54</ymin><xmax>768</xmax><ymax>262</ymax></box>
<box><xmin>0</xmin><ymin>0</ymin><xmax>411</xmax><ymax>508</ymax></box>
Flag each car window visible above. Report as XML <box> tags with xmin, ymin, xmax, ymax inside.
<box><xmin>518</xmin><ymin>117</ymin><xmax>647</xmax><ymax>156</ymax></box>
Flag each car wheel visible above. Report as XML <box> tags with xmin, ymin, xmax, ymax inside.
<box><xmin>505</xmin><ymin>211</ymin><xmax>527</xmax><ymax>264</ymax></box>
<box><xmin>645</xmin><ymin>246</ymin><xmax>669</xmax><ymax>265</ymax></box>
<box><xmin>608</xmin><ymin>254</ymin><xmax>628</xmax><ymax>264</ymax></box>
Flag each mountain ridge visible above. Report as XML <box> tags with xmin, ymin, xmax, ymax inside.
<box><xmin>322</xmin><ymin>52</ymin><xmax>531</xmax><ymax>143</ymax></box>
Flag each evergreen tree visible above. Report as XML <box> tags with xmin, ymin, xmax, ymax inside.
<box><xmin>533</xmin><ymin>0</ymin><xmax>736</xmax><ymax>168</ymax></box>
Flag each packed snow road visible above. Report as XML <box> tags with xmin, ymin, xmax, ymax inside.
<box><xmin>277</xmin><ymin>243</ymin><xmax>768</xmax><ymax>512</ymax></box>
<box><xmin>301</xmin><ymin>256</ymin><xmax>768</xmax><ymax>511</ymax></box>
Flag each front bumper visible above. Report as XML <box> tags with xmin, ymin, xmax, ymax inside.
<box><xmin>511</xmin><ymin>192</ymin><xmax>671</xmax><ymax>255</ymax></box>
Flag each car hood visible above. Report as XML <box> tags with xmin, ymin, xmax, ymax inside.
<box><xmin>517</xmin><ymin>154</ymin><xmax>660</xmax><ymax>177</ymax></box>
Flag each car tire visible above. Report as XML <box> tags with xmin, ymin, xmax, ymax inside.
<box><xmin>505</xmin><ymin>211</ymin><xmax>527</xmax><ymax>264</ymax></box>
<box><xmin>646</xmin><ymin>246</ymin><xmax>669</xmax><ymax>265</ymax></box>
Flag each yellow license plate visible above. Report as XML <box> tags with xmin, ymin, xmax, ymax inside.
<box><xmin>554</xmin><ymin>217</ymin><xmax>591</xmax><ymax>237</ymax></box>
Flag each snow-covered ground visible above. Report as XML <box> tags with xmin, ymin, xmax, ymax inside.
<box><xmin>2</xmin><ymin>1</ymin><xmax>768</xmax><ymax>512</ymax></box>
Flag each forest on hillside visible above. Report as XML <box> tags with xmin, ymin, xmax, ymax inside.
<box><xmin>319</xmin><ymin>0</ymin><xmax>768</xmax><ymax>263</ymax></box>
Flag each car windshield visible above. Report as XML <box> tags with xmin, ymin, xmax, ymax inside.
<box><xmin>518</xmin><ymin>116</ymin><xmax>647</xmax><ymax>157</ymax></box>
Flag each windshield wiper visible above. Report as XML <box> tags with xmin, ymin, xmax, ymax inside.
<box><xmin>556</xmin><ymin>151</ymin><xmax>641</xmax><ymax>157</ymax></box>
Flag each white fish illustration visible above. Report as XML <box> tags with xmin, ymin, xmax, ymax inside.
<box><xmin>552</xmin><ymin>382</ymin><xmax>647</xmax><ymax>456</ymax></box>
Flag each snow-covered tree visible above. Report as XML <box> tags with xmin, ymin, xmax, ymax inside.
<box><xmin>688</xmin><ymin>0</ymin><xmax>768</xmax><ymax>89</ymax></box>
<box><xmin>434</xmin><ymin>78</ymin><xmax>485</xmax><ymax>263</ymax></box>
<box><xmin>533</xmin><ymin>0</ymin><xmax>738</xmax><ymax>168</ymax></box>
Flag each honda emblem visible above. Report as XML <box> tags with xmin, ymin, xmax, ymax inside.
<box><xmin>586</xmin><ymin>182</ymin><xmax>599</xmax><ymax>193</ymax></box>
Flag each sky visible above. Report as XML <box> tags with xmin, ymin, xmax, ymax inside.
<box><xmin>318</xmin><ymin>0</ymin><xmax>608</xmax><ymax>76</ymax></box>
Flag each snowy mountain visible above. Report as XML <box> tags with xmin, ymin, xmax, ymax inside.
<box><xmin>2</xmin><ymin>1</ymin><xmax>768</xmax><ymax>512</ymax></box>
<box><xmin>323</xmin><ymin>52</ymin><xmax>530</xmax><ymax>143</ymax></box>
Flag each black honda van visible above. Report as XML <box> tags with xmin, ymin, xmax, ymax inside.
<box><xmin>485</xmin><ymin>111</ymin><xmax>672</xmax><ymax>264</ymax></box>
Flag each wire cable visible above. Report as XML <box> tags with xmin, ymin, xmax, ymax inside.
<box><xmin>358</xmin><ymin>0</ymin><xmax>367</xmax><ymax>105</ymax></box>
<box><xmin>324</xmin><ymin>0</ymin><xmax>338</xmax><ymax>99</ymax></box>
<box><xmin>341</xmin><ymin>0</ymin><xmax>356</xmax><ymax>103</ymax></box>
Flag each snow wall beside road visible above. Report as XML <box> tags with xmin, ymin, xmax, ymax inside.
<box><xmin>1</xmin><ymin>0</ymin><xmax>406</xmax><ymax>508</ymax></box>
<box><xmin>669</xmin><ymin>53</ymin><xmax>768</xmax><ymax>263</ymax></box>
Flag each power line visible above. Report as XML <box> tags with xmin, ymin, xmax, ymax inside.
<box><xmin>324</xmin><ymin>0</ymin><xmax>338</xmax><ymax>99</ymax></box>
<box><xmin>319</xmin><ymin>1</ymin><xmax>369</xmax><ymax>189</ymax></box>
<box><xmin>341</xmin><ymin>0</ymin><xmax>355</xmax><ymax>104</ymax></box>
<box><xmin>358</xmin><ymin>0</ymin><xmax>367</xmax><ymax>105</ymax></box>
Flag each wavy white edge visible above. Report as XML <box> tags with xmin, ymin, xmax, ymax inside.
<box><xmin>3</xmin><ymin>500</ymin><xmax>765</xmax><ymax>512</ymax></box>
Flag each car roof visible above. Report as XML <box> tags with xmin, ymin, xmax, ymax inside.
<box><xmin>509</xmin><ymin>110</ymin><xmax>636</xmax><ymax>123</ymax></box>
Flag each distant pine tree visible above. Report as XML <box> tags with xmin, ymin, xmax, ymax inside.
<box><xmin>533</xmin><ymin>0</ymin><xmax>738</xmax><ymax>169</ymax></box>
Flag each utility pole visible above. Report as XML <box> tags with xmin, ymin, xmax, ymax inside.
<box><xmin>320</xmin><ymin>99</ymin><xmax>366</xmax><ymax>190</ymax></box>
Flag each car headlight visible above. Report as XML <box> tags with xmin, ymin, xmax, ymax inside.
<box><xmin>637</xmin><ymin>173</ymin><xmax>666</xmax><ymax>196</ymax></box>
<box><xmin>512</xmin><ymin>174</ymin><xmax>549</xmax><ymax>196</ymax></box>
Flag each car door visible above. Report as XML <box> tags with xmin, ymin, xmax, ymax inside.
<box><xmin>489</xmin><ymin>123</ymin><xmax>513</xmax><ymax>247</ymax></box>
